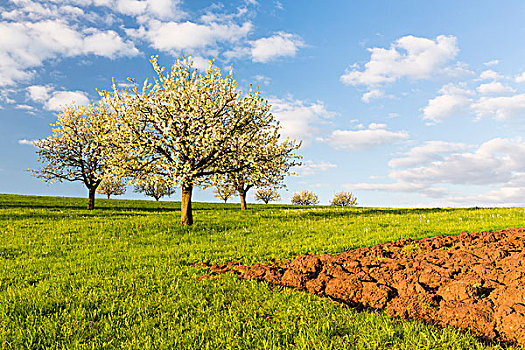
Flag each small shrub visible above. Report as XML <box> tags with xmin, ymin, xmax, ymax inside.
<box><xmin>291</xmin><ymin>190</ymin><xmax>319</xmax><ymax>205</ymax></box>
<box><xmin>330</xmin><ymin>191</ymin><xmax>358</xmax><ymax>207</ymax></box>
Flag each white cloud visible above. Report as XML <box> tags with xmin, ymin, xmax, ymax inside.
<box><xmin>2</xmin><ymin>1</ymin><xmax>84</xmax><ymax>21</ymax></box>
<box><xmin>368</xmin><ymin>122</ymin><xmax>387</xmax><ymax>129</ymax></box>
<box><xmin>389</xmin><ymin>141</ymin><xmax>469</xmax><ymax>168</ymax></box>
<box><xmin>423</xmin><ymin>74</ymin><xmax>525</xmax><ymax>123</ymax></box>
<box><xmin>83</xmin><ymin>29</ymin><xmax>140</xmax><ymax>56</ymax></box>
<box><xmin>188</xmin><ymin>55</ymin><xmax>212</xmax><ymax>71</ymax></box>
<box><xmin>483</xmin><ymin>59</ymin><xmax>499</xmax><ymax>66</ymax></box>
<box><xmin>27</xmin><ymin>85</ymin><xmax>52</xmax><ymax>102</ymax></box>
<box><xmin>0</xmin><ymin>0</ymin><xmax>300</xmax><ymax>90</ymax></box>
<box><xmin>319</xmin><ymin>123</ymin><xmax>409</xmax><ymax>151</ymax></box>
<box><xmin>478</xmin><ymin>69</ymin><xmax>503</xmax><ymax>81</ymax></box>
<box><xmin>422</xmin><ymin>83</ymin><xmax>473</xmax><ymax>123</ymax></box>
<box><xmin>0</xmin><ymin>18</ymin><xmax>139</xmax><ymax>87</ymax></box>
<box><xmin>18</xmin><ymin>139</ymin><xmax>36</xmax><ymax>145</ymax></box>
<box><xmin>298</xmin><ymin>160</ymin><xmax>338</xmax><ymax>176</ymax></box>
<box><xmin>127</xmin><ymin>19</ymin><xmax>252</xmax><ymax>52</ymax></box>
<box><xmin>442</xmin><ymin>61</ymin><xmax>475</xmax><ymax>77</ymax></box>
<box><xmin>477</xmin><ymin>81</ymin><xmax>516</xmax><ymax>95</ymax></box>
<box><xmin>361</xmin><ymin>89</ymin><xmax>384</xmax><ymax>103</ymax></box>
<box><xmin>340</xmin><ymin>35</ymin><xmax>459</xmax><ymax>87</ymax></box>
<box><xmin>346</xmin><ymin>182</ymin><xmax>447</xmax><ymax>198</ymax></box>
<box><xmin>45</xmin><ymin>91</ymin><xmax>90</xmax><ymax>110</ymax></box>
<box><xmin>254</xmin><ymin>74</ymin><xmax>271</xmax><ymax>86</ymax></box>
<box><xmin>250</xmin><ymin>32</ymin><xmax>305</xmax><ymax>63</ymax></box>
<box><xmin>15</xmin><ymin>104</ymin><xmax>35</xmax><ymax>111</ymax></box>
<box><xmin>268</xmin><ymin>96</ymin><xmax>336</xmax><ymax>143</ymax></box>
<box><xmin>450</xmin><ymin>186</ymin><xmax>525</xmax><ymax>206</ymax></box>
<box><xmin>423</xmin><ymin>94</ymin><xmax>470</xmax><ymax>123</ymax></box>
<box><xmin>390</xmin><ymin>138</ymin><xmax>525</xmax><ymax>186</ymax></box>
<box><xmin>471</xmin><ymin>94</ymin><xmax>525</xmax><ymax>121</ymax></box>
<box><xmin>95</xmin><ymin>0</ymin><xmax>185</xmax><ymax>21</ymax></box>
<box><xmin>515</xmin><ymin>72</ymin><xmax>525</xmax><ymax>83</ymax></box>
<box><xmin>348</xmin><ymin>138</ymin><xmax>525</xmax><ymax>204</ymax></box>
<box><xmin>27</xmin><ymin>85</ymin><xmax>90</xmax><ymax>110</ymax></box>
<box><xmin>2</xmin><ymin>0</ymin><xmax>185</xmax><ymax>23</ymax></box>
<box><xmin>223</xmin><ymin>45</ymin><xmax>251</xmax><ymax>60</ymax></box>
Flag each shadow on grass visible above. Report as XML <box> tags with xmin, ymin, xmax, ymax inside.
<box><xmin>2</xmin><ymin>194</ymin><xmax>491</xmax><ymax>223</ymax></box>
<box><xmin>0</xmin><ymin>194</ymin><xmax>301</xmax><ymax>212</ymax></box>
<box><xmin>0</xmin><ymin>194</ymin><xmax>281</xmax><ymax>223</ymax></box>
<box><xmin>289</xmin><ymin>207</ymin><xmax>457</xmax><ymax>220</ymax></box>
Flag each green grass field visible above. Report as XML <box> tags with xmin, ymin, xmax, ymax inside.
<box><xmin>1</xmin><ymin>194</ymin><xmax>524</xmax><ymax>349</ymax></box>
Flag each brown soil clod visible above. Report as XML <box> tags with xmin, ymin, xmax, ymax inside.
<box><xmin>197</xmin><ymin>227</ymin><xmax>525</xmax><ymax>346</ymax></box>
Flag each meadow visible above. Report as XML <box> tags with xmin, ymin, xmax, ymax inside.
<box><xmin>0</xmin><ymin>193</ymin><xmax>524</xmax><ymax>349</ymax></box>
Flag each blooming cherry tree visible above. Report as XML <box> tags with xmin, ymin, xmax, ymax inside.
<box><xmin>213</xmin><ymin>184</ymin><xmax>237</xmax><ymax>203</ymax></box>
<box><xmin>330</xmin><ymin>191</ymin><xmax>358</xmax><ymax>207</ymax></box>
<box><xmin>291</xmin><ymin>190</ymin><xmax>319</xmax><ymax>205</ymax></box>
<box><xmin>32</xmin><ymin>102</ymin><xmax>112</xmax><ymax>210</ymax></box>
<box><xmin>96</xmin><ymin>177</ymin><xmax>127</xmax><ymax>199</ymax></box>
<box><xmin>254</xmin><ymin>188</ymin><xmax>281</xmax><ymax>204</ymax></box>
<box><xmin>214</xmin><ymin>134</ymin><xmax>300</xmax><ymax>210</ymax></box>
<box><xmin>101</xmin><ymin>56</ymin><xmax>290</xmax><ymax>224</ymax></box>
<box><xmin>134</xmin><ymin>175</ymin><xmax>175</xmax><ymax>201</ymax></box>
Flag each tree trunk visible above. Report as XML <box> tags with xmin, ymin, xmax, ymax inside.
<box><xmin>181</xmin><ymin>184</ymin><xmax>193</xmax><ymax>225</ymax></box>
<box><xmin>88</xmin><ymin>187</ymin><xmax>96</xmax><ymax>210</ymax></box>
<box><xmin>107</xmin><ymin>194</ymin><xmax>110</xmax><ymax>200</ymax></box>
<box><xmin>239</xmin><ymin>188</ymin><xmax>247</xmax><ymax>210</ymax></box>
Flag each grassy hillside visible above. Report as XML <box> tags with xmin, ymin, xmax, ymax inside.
<box><xmin>0</xmin><ymin>194</ymin><xmax>523</xmax><ymax>349</ymax></box>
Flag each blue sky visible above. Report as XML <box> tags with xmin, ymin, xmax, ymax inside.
<box><xmin>2</xmin><ymin>0</ymin><xmax>525</xmax><ymax>207</ymax></box>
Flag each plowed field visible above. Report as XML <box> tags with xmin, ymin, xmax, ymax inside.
<box><xmin>200</xmin><ymin>228</ymin><xmax>525</xmax><ymax>346</ymax></box>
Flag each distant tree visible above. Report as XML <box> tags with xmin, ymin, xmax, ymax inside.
<box><xmin>212</xmin><ymin>123</ymin><xmax>300</xmax><ymax>211</ymax></box>
<box><xmin>134</xmin><ymin>176</ymin><xmax>175</xmax><ymax>201</ymax></box>
<box><xmin>213</xmin><ymin>184</ymin><xmax>237</xmax><ymax>203</ymax></box>
<box><xmin>291</xmin><ymin>190</ymin><xmax>319</xmax><ymax>205</ymax></box>
<box><xmin>32</xmin><ymin>102</ymin><xmax>112</xmax><ymax>210</ymax></box>
<box><xmin>330</xmin><ymin>191</ymin><xmax>358</xmax><ymax>207</ymax></box>
<box><xmin>255</xmin><ymin>188</ymin><xmax>281</xmax><ymax>204</ymax></box>
<box><xmin>96</xmin><ymin>178</ymin><xmax>127</xmax><ymax>199</ymax></box>
<box><xmin>101</xmin><ymin>56</ymin><xmax>291</xmax><ymax>225</ymax></box>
